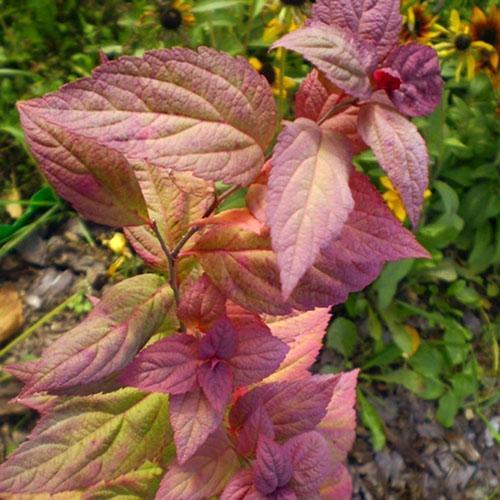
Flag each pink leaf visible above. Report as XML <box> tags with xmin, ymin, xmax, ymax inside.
<box><xmin>15</xmin><ymin>112</ymin><xmax>148</xmax><ymax>227</ymax></box>
<box><xmin>311</xmin><ymin>0</ymin><xmax>402</xmax><ymax>62</ymax></box>
<box><xmin>177</xmin><ymin>273</ymin><xmax>226</xmax><ymax>332</ymax></box>
<box><xmin>262</xmin><ymin>308</ymin><xmax>330</xmax><ymax>384</ymax></box>
<box><xmin>119</xmin><ymin>334</ymin><xmax>199</xmax><ymax>395</ymax></box>
<box><xmin>125</xmin><ymin>167</ymin><xmax>214</xmax><ymax>270</ymax></box>
<box><xmin>253</xmin><ymin>436</ymin><xmax>293</xmax><ymax>495</ymax></box>
<box><xmin>272</xmin><ymin>24</ymin><xmax>376</xmax><ymax>99</ymax></box>
<box><xmin>230</xmin><ymin>376</ymin><xmax>336</xmax><ymax>440</ymax></box>
<box><xmin>220</xmin><ymin>469</ymin><xmax>258</xmax><ymax>500</ymax></box>
<box><xmin>285</xmin><ymin>431</ymin><xmax>333</xmax><ymax>496</ymax></box>
<box><xmin>169</xmin><ymin>388</ymin><xmax>222</xmax><ymax>465</ymax></box>
<box><xmin>317</xmin><ymin>370</ymin><xmax>359</xmax><ymax>464</ymax></box>
<box><xmin>156</xmin><ymin>427</ymin><xmax>238</xmax><ymax>500</ymax></box>
<box><xmin>18</xmin><ymin>47</ymin><xmax>276</xmax><ymax>186</ymax></box>
<box><xmin>294</xmin><ymin>69</ymin><xmax>329</xmax><ymax>121</ymax></box>
<box><xmin>383</xmin><ymin>44</ymin><xmax>443</xmax><ymax>117</ymax></box>
<box><xmin>197</xmin><ymin>360</ymin><xmax>233</xmax><ymax>413</ymax></box>
<box><xmin>357</xmin><ymin>102</ymin><xmax>429</xmax><ymax>226</ymax></box>
<box><xmin>320</xmin><ymin>464</ymin><xmax>353</xmax><ymax>500</ymax></box>
<box><xmin>237</xmin><ymin>405</ymin><xmax>275</xmax><ymax>456</ymax></box>
<box><xmin>11</xmin><ymin>275</ymin><xmax>174</xmax><ymax>398</ymax></box>
<box><xmin>267</xmin><ymin>118</ymin><xmax>354</xmax><ymax>299</ymax></box>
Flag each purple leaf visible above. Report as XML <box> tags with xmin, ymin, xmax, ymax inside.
<box><xmin>119</xmin><ymin>334</ymin><xmax>199</xmax><ymax>395</ymax></box>
<box><xmin>311</xmin><ymin>0</ymin><xmax>402</xmax><ymax>62</ymax></box>
<box><xmin>320</xmin><ymin>464</ymin><xmax>353</xmax><ymax>499</ymax></box>
<box><xmin>253</xmin><ymin>436</ymin><xmax>293</xmax><ymax>496</ymax></box>
<box><xmin>285</xmin><ymin>431</ymin><xmax>332</xmax><ymax>496</ymax></box>
<box><xmin>383</xmin><ymin>44</ymin><xmax>443</xmax><ymax>117</ymax></box>
<box><xmin>197</xmin><ymin>360</ymin><xmax>233</xmax><ymax>413</ymax></box>
<box><xmin>237</xmin><ymin>405</ymin><xmax>275</xmax><ymax>456</ymax></box>
<box><xmin>199</xmin><ymin>318</ymin><xmax>237</xmax><ymax>360</ymax></box>
<box><xmin>169</xmin><ymin>387</ymin><xmax>222</xmax><ymax>465</ymax></box>
<box><xmin>10</xmin><ymin>275</ymin><xmax>174</xmax><ymax>398</ymax></box>
<box><xmin>357</xmin><ymin>102</ymin><xmax>429</xmax><ymax>226</ymax></box>
<box><xmin>272</xmin><ymin>24</ymin><xmax>376</xmax><ymax>99</ymax></box>
<box><xmin>15</xmin><ymin>111</ymin><xmax>149</xmax><ymax>227</ymax></box>
<box><xmin>220</xmin><ymin>469</ymin><xmax>258</xmax><ymax>500</ymax></box>
<box><xmin>19</xmin><ymin>47</ymin><xmax>277</xmax><ymax>186</ymax></box>
<box><xmin>267</xmin><ymin>118</ymin><xmax>354</xmax><ymax>298</ymax></box>
<box><xmin>156</xmin><ymin>427</ymin><xmax>238</xmax><ymax>500</ymax></box>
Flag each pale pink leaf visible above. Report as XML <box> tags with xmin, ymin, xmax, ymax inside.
<box><xmin>267</xmin><ymin>118</ymin><xmax>354</xmax><ymax>299</ymax></box>
<box><xmin>169</xmin><ymin>388</ymin><xmax>222</xmax><ymax>465</ymax></box>
<box><xmin>320</xmin><ymin>464</ymin><xmax>353</xmax><ymax>500</ymax></box>
<box><xmin>317</xmin><ymin>369</ymin><xmax>359</xmax><ymax>464</ymax></box>
<box><xmin>18</xmin><ymin>47</ymin><xmax>276</xmax><ymax>186</ymax></box>
<box><xmin>119</xmin><ymin>334</ymin><xmax>199</xmax><ymax>395</ymax></box>
<box><xmin>383</xmin><ymin>44</ymin><xmax>443</xmax><ymax>117</ymax></box>
<box><xmin>220</xmin><ymin>470</ymin><xmax>259</xmax><ymax>500</ymax></box>
<box><xmin>357</xmin><ymin>102</ymin><xmax>429</xmax><ymax>226</ymax></box>
<box><xmin>195</xmin><ymin>208</ymin><xmax>266</xmax><ymax>235</ymax></box>
<box><xmin>156</xmin><ymin>427</ymin><xmax>238</xmax><ymax>500</ymax></box>
<box><xmin>262</xmin><ymin>308</ymin><xmax>330</xmax><ymax>384</ymax></box>
<box><xmin>15</xmin><ymin>112</ymin><xmax>148</xmax><ymax>227</ymax></box>
<box><xmin>253</xmin><ymin>436</ymin><xmax>292</xmax><ymax>495</ymax></box>
<box><xmin>272</xmin><ymin>24</ymin><xmax>376</xmax><ymax>99</ymax></box>
<box><xmin>10</xmin><ymin>275</ymin><xmax>174</xmax><ymax>398</ymax></box>
<box><xmin>311</xmin><ymin>0</ymin><xmax>402</xmax><ymax>62</ymax></box>
<box><xmin>125</xmin><ymin>166</ymin><xmax>214</xmax><ymax>270</ymax></box>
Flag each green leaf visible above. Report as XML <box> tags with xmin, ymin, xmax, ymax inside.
<box><xmin>0</xmin><ymin>389</ymin><xmax>171</xmax><ymax>494</ymax></box>
<box><xmin>192</xmin><ymin>0</ymin><xmax>249</xmax><ymax>13</ymax></box>
<box><xmin>357</xmin><ymin>390</ymin><xmax>386</xmax><ymax>451</ymax></box>
<box><xmin>362</xmin><ymin>343</ymin><xmax>402</xmax><ymax>370</ymax></box>
<box><xmin>374</xmin><ymin>260</ymin><xmax>414</xmax><ymax>310</ymax></box>
<box><xmin>436</xmin><ymin>390</ymin><xmax>459</xmax><ymax>427</ymax></box>
<box><xmin>326</xmin><ymin>317</ymin><xmax>358</xmax><ymax>358</ymax></box>
<box><xmin>451</xmin><ymin>373</ymin><xmax>478</xmax><ymax>402</ymax></box>
<box><xmin>409</xmin><ymin>343</ymin><xmax>444</xmax><ymax>379</ymax></box>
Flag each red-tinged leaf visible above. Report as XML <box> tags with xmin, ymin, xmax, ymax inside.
<box><xmin>230</xmin><ymin>376</ymin><xmax>335</xmax><ymax>440</ymax></box>
<box><xmin>0</xmin><ymin>389</ymin><xmax>170</xmax><ymax>494</ymax></box>
<box><xmin>237</xmin><ymin>405</ymin><xmax>275</xmax><ymax>456</ymax></box>
<box><xmin>267</xmin><ymin>118</ymin><xmax>354</xmax><ymax>298</ymax></box>
<box><xmin>262</xmin><ymin>308</ymin><xmax>330</xmax><ymax>384</ymax></box>
<box><xmin>125</xmin><ymin>166</ymin><xmax>214</xmax><ymax>270</ymax></box>
<box><xmin>357</xmin><ymin>102</ymin><xmax>429</xmax><ymax>226</ymax></box>
<box><xmin>169</xmin><ymin>387</ymin><xmax>222</xmax><ymax>465</ymax></box>
<box><xmin>295</xmin><ymin>69</ymin><xmax>329</xmax><ymax>121</ymax></box>
<box><xmin>253</xmin><ymin>436</ymin><xmax>293</xmax><ymax>495</ymax></box>
<box><xmin>197</xmin><ymin>361</ymin><xmax>233</xmax><ymax>413</ymax></box>
<box><xmin>15</xmin><ymin>111</ymin><xmax>148</xmax><ymax>227</ymax></box>
<box><xmin>156</xmin><ymin>428</ymin><xmax>238</xmax><ymax>500</ymax></box>
<box><xmin>284</xmin><ymin>431</ymin><xmax>332</xmax><ymax>496</ymax></box>
<box><xmin>311</xmin><ymin>0</ymin><xmax>402</xmax><ymax>62</ymax></box>
<box><xmin>119</xmin><ymin>334</ymin><xmax>199</xmax><ymax>395</ymax></box>
<box><xmin>317</xmin><ymin>370</ymin><xmax>359</xmax><ymax>463</ymax></box>
<box><xmin>9</xmin><ymin>275</ymin><xmax>174</xmax><ymax>398</ymax></box>
<box><xmin>19</xmin><ymin>47</ymin><xmax>276</xmax><ymax>186</ymax></box>
<box><xmin>198</xmin><ymin>318</ymin><xmax>237</xmax><ymax>360</ymax></box>
<box><xmin>220</xmin><ymin>470</ymin><xmax>258</xmax><ymax>500</ymax></box>
<box><xmin>196</xmin><ymin>208</ymin><xmax>266</xmax><ymax>235</ymax></box>
<box><xmin>383</xmin><ymin>44</ymin><xmax>443</xmax><ymax>117</ymax></box>
<box><xmin>320</xmin><ymin>464</ymin><xmax>353</xmax><ymax>500</ymax></box>
<box><xmin>177</xmin><ymin>273</ymin><xmax>226</xmax><ymax>332</ymax></box>
<box><xmin>272</xmin><ymin>24</ymin><xmax>376</xmax><ymax>99</ymax></box>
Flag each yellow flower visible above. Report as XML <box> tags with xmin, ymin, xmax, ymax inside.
<box><xmin>471</xmin><ymin>6</ymin><xmax>499</xmax><ymax>86</ymax></box>
<box><xmin>158</xmin><ymin>0</ymin><xmax>194</xmax><ymax>31</ymax></box>
<box><xmin>102</xmin><ymin>232</ymin><xmax>132</xmax><ymax>277</ymax></box>
<box><xmin>263</xmin><ymin>1</ymin><xmax>308</xmax><ymax>43</ymax></box>
<box><xmin>401</xmin><ymin>1</ymin><xmax>444</xmax><ymax>44</ymax></box>
<box><xmin>433</xmin><ymin>9</ymin><xmax>495</xmax><ymax>81</ymax></box>
<box><xmin>248</xmin><ymin>56</ymin><xmax>296</xmax><ymax>97</ymax></box>
<box><xmin>380</xmin><ymin>176</ymin><xmax>431</xmax><ymax>222</ymax></box>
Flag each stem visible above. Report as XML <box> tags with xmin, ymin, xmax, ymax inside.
<box><xmin>317</xmin><ymin>97</ymin><xmax>358</xmax><ymax>125</ymax></box>
<box><xmin>0</xmin><ymin>291</ymin><xmax>82</xmax><ymax>359</ymax></box>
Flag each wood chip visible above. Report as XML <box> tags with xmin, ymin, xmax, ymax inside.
<box><xmin>0</xmin><ymin>283</ymin><xmax>24</xmax><ymax>343</ymax></box>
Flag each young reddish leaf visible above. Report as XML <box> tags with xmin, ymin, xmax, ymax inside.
<box><xmin>272</xmin><ymin>24</ymin><xmax>376</xmax><ymax>99</ymax></box>
<box><xmin>196</xmin><ymin>208</ymin><xmax>266</xmax><ymax>235</ymax></box>
<box><xmin>262</xmin><ymin>308</ymin><xmax>330</xmax><ymax>384</ymax></box>
<box><xmin>230</xmin><ymin>377</ymin><xmax>336</xmax><ymax>440</ymax></box>
<box><xmin>295</xmin><ymin>69</ymin><xmax>330</xmax><ymax>121</ymax></box>
<box><xmin>198</xmin><ymin>318</ymin><xmax>237</xmax><ymax>360</ymax></box>
<box><xmin>197</xmin><ymin>361</ymin><xmax>233</xmax><ymax>413</ymax></box>
<box><xmin>0</xmin><ymin>389</ymin><xmax>169</xmax><ymax>494</ymax></box>
<box><xmin>169</xmin><ymin>387</ymin><xmax>222</xmax><ymax>465</ymax></box>
<box><xmin>119</xmin><ymin>334</ymin><xmax>199</xmax><ymax>395</ymax></box>
<box><xmin>317</xmin><ymin>370</ymin><xmax>359</xmax><ymax>463</ymax></box>
<box><xmin>15</xmin><ymin>111</ymin><xmax>148</xmax><ymax>227</ymax></box>
<box><xmin>358</xmin><ymin>102</ymin><xmax>429</xmax><ymax>227</ymax></box>
<box><xmin>284</xmin><ymin>431</ymin><xmax>332</xmax><ymax>496</ymax></box>
<box><xmin>157</xmin><ymin>427</ymin><xmax>238</xmax><ymax>500</ymax></box>
<box><xmin>267</xmin><ymin>118</ymin><xmax>354</xmax><ymax>299</ymax></box>
<box><xmin>320</xmin><ymin>464</ymin><xmax>353</xmax><ymax>500</ymax></box>
<box><xmin>253</xmin><ymin>436</ymin><xmax>293</xmax><ymax>495</ymax></box>
<box><xmin>18</xmin><ymin>47</ymin><xmax>276</xmax><ymax>186</ymax></box>
<box><xmin>177</xmin><ymin>273</ymin><xmax>226</xmax><ymax>332</ymax></box>
<box><xmin>8</xmin><ymin>275</ymin><xmax>174</xmax><ymax>398</ymax></box>
<box><xmin>311</xmin><ymin>0</ymin><xmax>402</xmax><ymax>62</ymax></box>
<box><xmin>383</xmin><ymin>44</ymin><xmax>443</xmax><ymax>117</ymax></box>
<box><xmin>125</xmin><ymin>166</ymin><xmax>214</xmax><ymax>271</ymax></box>
<box><xmin>237</xmin><ymin>405</ymin><xmax>275</xmax><ymax>456</ymax></box>
<box><xmin>220</xmin><ymin>469</ymin><xmax>256</xmax><ymax>500</ymax></box>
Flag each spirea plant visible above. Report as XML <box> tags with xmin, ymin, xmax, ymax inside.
<box><xmin>0</xmin><ymin>1</ymin><xmax>442</xmax><ymax>498</ymax></box>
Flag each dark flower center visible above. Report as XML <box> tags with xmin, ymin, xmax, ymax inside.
<box><xmin>479</xmin><ymin>25</ymin><xmax>497</xmax><ymax>46</ymax></box>
<box><xmin>454</xmin><ymin>34</ymin><xmax>472</xmax><ymax>51</ymax></box>
<box><xmin>159</xmin><ymin>7</ymin><xmax>182</xmax><ymax>30</ymax></box>
<box><xmin>281</xmin><ymin>0</ymin><xmax>307</xmax><ymax>6</ymax></box>
<box><xmin>260</xmin><ymin>62</ymin><xmax>276</xmax><ymax>85</ymax></box>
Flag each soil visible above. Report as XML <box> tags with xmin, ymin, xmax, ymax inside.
<box><xmin>0</xmin><ymin>220</ymin><xmax>498</xmax><ymax>499</ymax></box>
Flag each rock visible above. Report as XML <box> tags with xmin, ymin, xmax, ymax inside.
<box><xmin>484</xmin><ymin>416</ymin><xmax>500</xmax><ymax>448</ymax></box>
<box><xmin>25</xmin><ymin>268</ymin><xmax>75</xmax><ymax>310</ymax></box>
<box><xmin>448</xmin><ymin>433</ymin><xmax>481</xmax><ymax>463</ymax></box>
<box><xmin>17</xmin><ymin>231</ymin><xmax>47</xmax><ymax>266</ymax></box>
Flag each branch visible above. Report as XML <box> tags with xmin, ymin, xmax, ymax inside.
<box><xmin>317</xmin><ymin>96</ymin><xmax>358</xmax><ymax>125</ymax></box>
